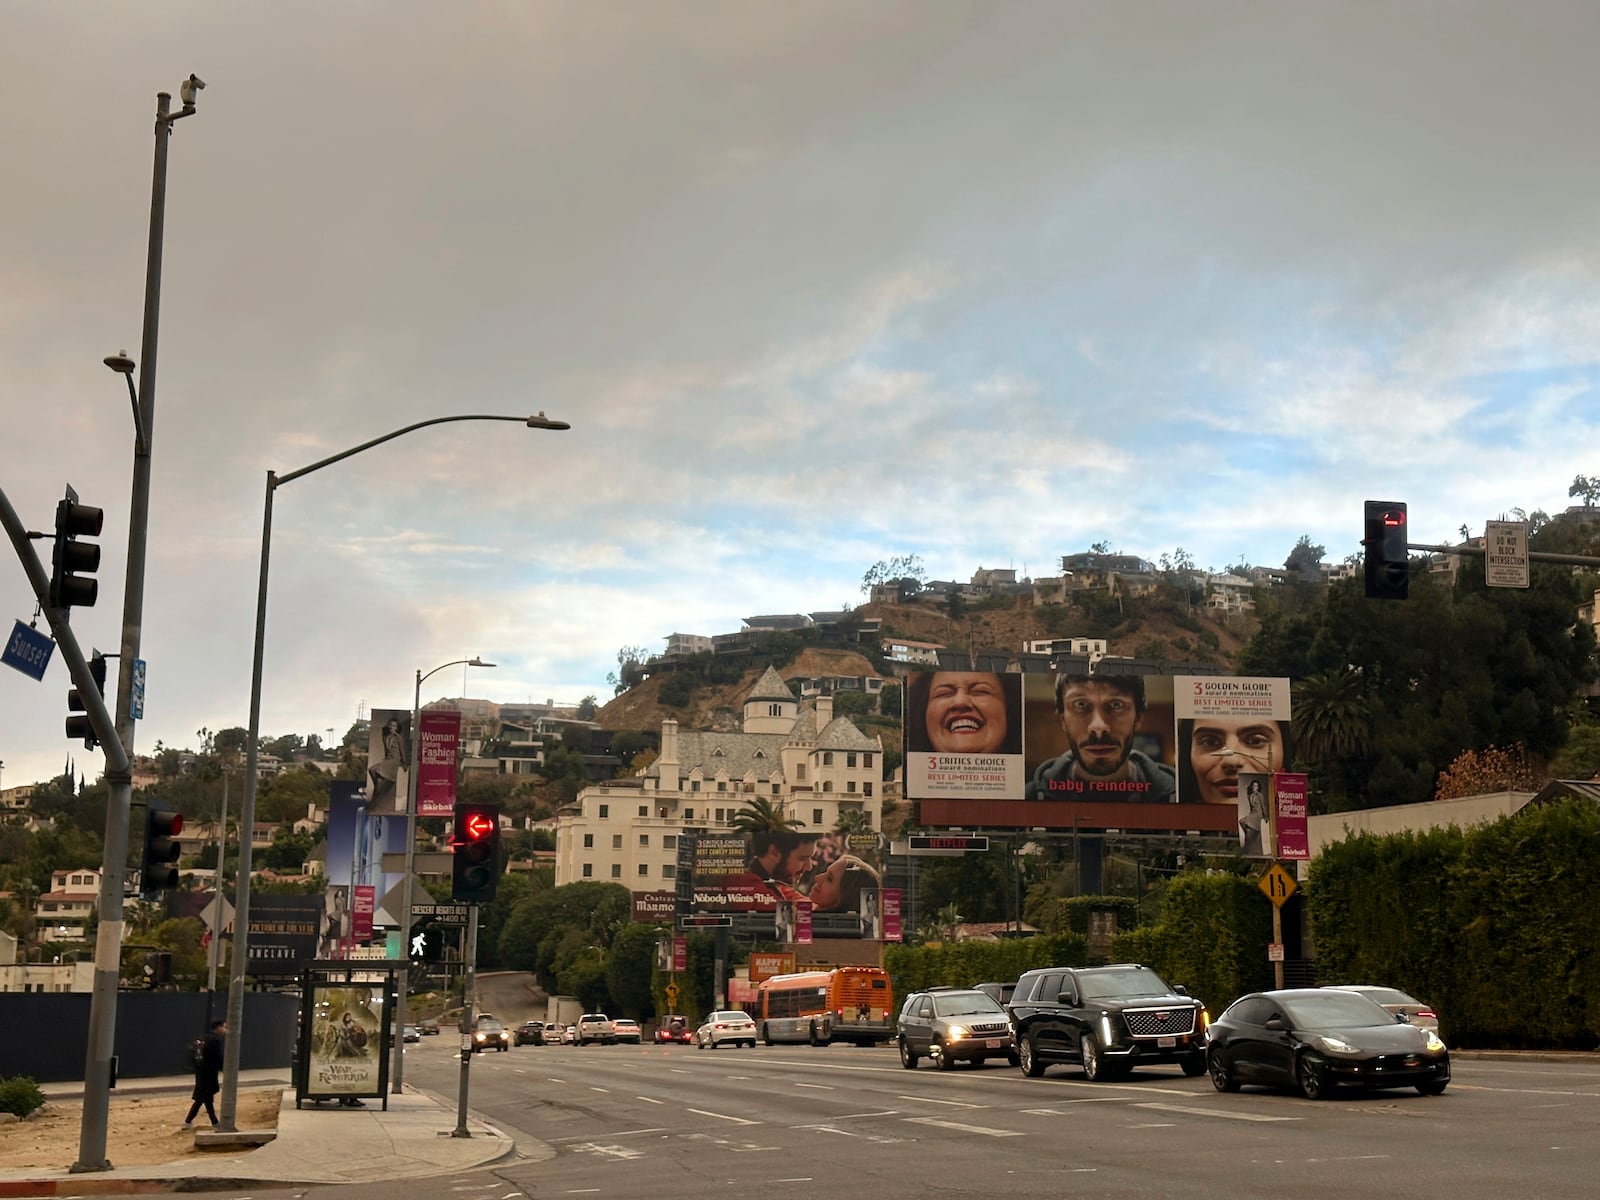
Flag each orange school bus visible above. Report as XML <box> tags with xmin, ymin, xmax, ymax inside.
<box><xmin>754</xmin><ymin>966</ymin><xmax>894</xmax><ymax>1046</ymax></box>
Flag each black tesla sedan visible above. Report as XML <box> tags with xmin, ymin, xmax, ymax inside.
<box><xmin>1206</xmin><ymin>988</ymin><xmax>1450</xmax><ymax>1099</ymax></box>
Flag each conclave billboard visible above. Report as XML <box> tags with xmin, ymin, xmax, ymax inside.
<box><xmin>910</xmin><ymin>671</ymin><xmax>1291</xmax><ymax>832</ymax></box>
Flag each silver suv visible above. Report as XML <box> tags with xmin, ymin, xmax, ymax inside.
<box><xmin>897</xmin><ymin>987</ymin><xmax>1017</xmax><ymax>1070</ymax></box>
<box><xmin>576</xmin><ymin>1013</ymin><xmax>616</xmax><ymax>1045</ymax></box>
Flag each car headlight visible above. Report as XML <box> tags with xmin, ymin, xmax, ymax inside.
<box><xmin>1424</xmin><ymin>1031</ymin><xmax>1447</xmax><ymax>1054</ymax></box>
<box><xmin>1315</xmin><ymin>1035</ymin><xmax>1359</xmax><ymax>1055</ymax></box>
<box><xmin>946</xmin><ymin>1025</ymin><xmax>968</xmax><ymax>1041</ymax></box>
<box><xmin>1099</xmin><ymin>1014</ymin><xmax>1116</xmax><ymax>1046</ymax></box>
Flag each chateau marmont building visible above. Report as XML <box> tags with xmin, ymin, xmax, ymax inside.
<box><xmin>554</xmin><ymin>667</ymin><xmax>884</xmax><ymax>889</ymax></box>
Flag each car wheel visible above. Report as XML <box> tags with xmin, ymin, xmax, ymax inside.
<box><xmin>1416</xmin><ymin>1080</ymin><xmax>1448</xmax><ymax>1096</ymax></box>
<box><xmin>1296</xmin><ymin>1053</ymin><xmax>1327</xmax><ymax>1100</ymax></box>
<box><xmin>935</xmin><ymin>1040</ymin><xmax>958</xmax><ymax>1071</ymax></box>
<box><xmin>1208</xmin><ymin>1049</ymin><xmax>1238</xmax><ymax>1093</ymax></box>
<box><xmin>1180</xmin><ymin>1051</ymin><xmax>1206</xmax><ymax>1078</ymax></box>
<box><xmin>898</xmin><ymin>1036</ymin><xmax>918</xmax><ymax>1069</ymax></box>
<box><xmin>1006</xmin><ymin>1049</ymin><xmax>1021</xmax><ymax>1068</ymax></box>
<box><xmin>1081</xmin><ymin>1032</ymin><xmax>1106</xmax><ymax>1082</ymax></box>
<box><xmin>1019</xmin><ymin>1032</ymin><xmax>1045</xmax><ymax>1078</ymax></box>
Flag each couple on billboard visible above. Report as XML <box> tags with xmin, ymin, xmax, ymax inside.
<box><xmin>734</xmin><ymin>828</ymin><xmax>878</xmax><ymax>915</ymax></box>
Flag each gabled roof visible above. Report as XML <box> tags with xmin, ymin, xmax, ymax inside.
<box><xmin>815</xmin><ymin>717</ymin><xmax>880</xmax><ymax>752</ymax></box>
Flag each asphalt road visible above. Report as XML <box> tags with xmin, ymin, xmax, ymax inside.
<box><xmin>285</xmin><ymin>1038</ymin><xmax>1600</xmax><ymax>1200</ymax></box>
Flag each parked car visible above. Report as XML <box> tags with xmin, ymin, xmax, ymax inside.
<box><xmin>612</xmin><ymin>1018</ymin><xmax>642</xmax><ymax>1044</ymax></box>
<box><xmin>1322</xmin><ymin>985</ymin><xmax>1440</xmax><ymax>1033</ymax></box>
<box><xmin>515</xmin><ymin>1020</ymin><xmax>545</xmax><ymax>1046</ymax></box>
<box><xmin>1007</xmin><ymin>963</ymin><xmax>1207</xmax><ymax>1081</ymax></box>
<box><xmin>559</xmin><ymin>1024</ymin><xmax>577</xmax><ymax>1045</ymax></box>
<box><xmin>577</xmin><ymin>1013</ymin><xmax>617</xmax><ymax>1045</ymax></box>
<box><xmin>696</xmin><ymin>1010</ymin><xmax>758</xmax><ymax>1049</ymax></box>
<box><xmin>402</xmin><ymin>1025</ymin><xmax>421</xmax><ymax>1043</ymax></box>
<box><xmin>419</xmin><ymin>1018</ymin><xmax>440</xmax><ymax>1036</ymax></box>
<box><xmin>472</xmin><ymin>1014</ymin><xmax>511</xmax><ymax>1053</ymax></box>
<box><xmin>655</xmin><ymin>1015</ymin><xmax>693</xmax><ymax>1044</ymax></box>
<box><xmin>1207</xmin><ymin>988</ymin><xmax>1450</xmax><ymax>1099</ymax></box>
<box><xmin>897</xmin><ymin>987</ymin><xmax>1016</xmax><ymax>1070</ymax></box>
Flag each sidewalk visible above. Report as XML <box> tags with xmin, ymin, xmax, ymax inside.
<box><xmin>0</xmin><ymin>1073</ymin><xmax>522</xmax><ymax>1197</ymax></box>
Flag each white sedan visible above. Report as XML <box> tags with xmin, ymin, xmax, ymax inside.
<box><xmin>612</xmin><ymin>1018</ymin><xmax>643</xmax><ymax>1044</ymax></box>
<box><xmin>696</xmin><ymin>1010</ymin><xmax>758</xmax><ymax>1049</ymax></box>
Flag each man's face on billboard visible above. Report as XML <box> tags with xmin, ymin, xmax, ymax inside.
<box><xmin>1190</xmin><ymin>718</ymin><xmax>1284</xmax><ymax>805</ymax></box>
<box><xmin>1058</xmin><ymin>681</ymin><xmax>1140</xmax><ymax>778</ymax></box>
<box><xmin>778</xmin><ymin>839</ymin><xmax>820</xmax><ymax>884</ymax></box>
<box><xmin>925</xmin><ymin>672</ymin><xmax>1009</xmax><ymax>754</ymax></box>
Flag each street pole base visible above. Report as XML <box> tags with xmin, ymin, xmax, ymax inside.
<box><xmin>450</xmin><ymin>1128</ymin><xmax>473</xmax><ymax>1139</ymax></box>
<box><xmin>69</xmin><ymin>1160</ymin><xmax>111</xmax><ymax>1174</ymax></box>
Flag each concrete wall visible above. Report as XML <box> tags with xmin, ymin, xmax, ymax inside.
<box><xmin>1306</xmin><ymin>790</ymin><xmax>1535</xmax><ymax>860</ymax></box>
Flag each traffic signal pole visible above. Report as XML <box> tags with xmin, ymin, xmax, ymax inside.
<box><xmin>0</xmin><ymin>488</ymin><xmax>130</xmax><ymax>1172</ymax></box>
<box><xmin>452</xmin><ymin>903</ymin><xmax>479</xmax><ymax>1138</ymax></box>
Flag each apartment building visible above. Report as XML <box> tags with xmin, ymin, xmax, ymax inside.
<box><xmin>554</xmin><ymin>667</ymin><xmax>883</xmax><ymax>888</ymax></box>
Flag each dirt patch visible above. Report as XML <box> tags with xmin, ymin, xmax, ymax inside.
<box><xmin>0</xmin><ymin>1088</ymin><xmax>281</xmax><ymax>1170</ymax></box>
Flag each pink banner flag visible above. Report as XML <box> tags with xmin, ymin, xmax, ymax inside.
<box><xmin>673</xmin><ymin>937</ymin><xmax>687</xmax><ymax>972</ymax></box>
<box><xmin>796</xmin><ymin>899</ymin><xmax>813</xmax><ymax>945</ymax></box>
<box><xmin>882</xmin><ymin>888</ymin><xmax>903</xmax><ymax>943</ymax></box>
<box><xmin>1273</xmin><ymin>772</ymin><xmax>1310</xmax><ymax>860</ymax></box>
<box><xmin>352</xmin><ymin>885</ymin><xmax>375</xmax><ymax>940</ymax></box>
<box><xmin>416</xmin><ymin>709</ymin><xmax>462</xmax><ymax>818</ymax></box>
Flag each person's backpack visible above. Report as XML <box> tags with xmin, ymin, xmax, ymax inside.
<box><xmin>189</xmin><ymin>1038</ymin><xmax>206</xmax><ymax>1073</ymax></box>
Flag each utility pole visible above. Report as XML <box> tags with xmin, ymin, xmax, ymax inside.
<box><xmin>452</xmin><ymin>905</ymin><xmax>479</xmax><ymax>1138</ymax></box>
<box><xmin>74</xmin><ymin>78</ymin><xmax>205</xmax><ymax>1174</ymax></box>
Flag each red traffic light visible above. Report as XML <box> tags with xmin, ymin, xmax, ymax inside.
<box><xmin>462</xmin><ymin>812</ymin><xmax>496</xmax><ymax>841</ymax></box>
<box><xmin>1383</xmin><ymin>509</ymin><xmax>1406</xmax><ymax>528</ymax></box>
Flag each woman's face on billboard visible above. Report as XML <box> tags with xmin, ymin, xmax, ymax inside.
<box><xmin>1189</xmin><ymin>718</ymin><xmax>1285</xmax><ymax>804</ymax></box>
<box><xmin>924</xmin><ymin>672</ymin><xmax>1008</xmax><ymax>754</ymax></box>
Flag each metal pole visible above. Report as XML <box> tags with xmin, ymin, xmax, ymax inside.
<box><xmin>218</xmin><ymin>414</ymin><xmax>566</xmax><ymax>1122</ymax></box>
<box><xmin>453</xmin><ymin>903</ymin><xmax>478</xmax><ymax>1137</ymax></box>
<box><xmin>391</xmin><ymin>666</ymin><xmax>422</xmax><ymax>1094</ymax></box>
<box><xmin>74</xmin><ymin>87</ymin><xmax>178</xmax><ymax>1175</ymax></box>
<box><xmin>218</xmin><ymin>471</ymin><xmax>275</xmax><ymax>1130</ymax></box>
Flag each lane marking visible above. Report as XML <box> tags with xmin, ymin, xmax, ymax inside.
<box><xmin>895</xmin><ymin>1094</ymin><xmax>987</xmax><ymax>1108</ymax></box>
<box><xmin>551</xmin><ymin>1128</ymin><xmax>669</xmax><ymax>1143</ymax></box>
<box><xmin>1134</xmin><ymin>1103</ymin><xmax>1300</xmax><ymax>1124</ymax></box>
<box><xmin>636</xmin><ymin>1095</ymin><xmax>664</xmax><ymax>1104</ymax></box>
<box><xmin>772</xmin><ymin>1179</ymin><xmax>814</xmax><ymax>1183</ymax></box>
<box><xmin>904</xmin><ymin>1116</ymin><xmax>1023</xmax><ymax>1138</ymax></box>
<box><xmin>834</xmin><ymin>1109</ymin><xmax>900</xmax><ymax>1119</ymax></box>
<box><xmin>689</xmin><ymin>1107</ymin><xmax>762</xmax><ymax>1126</ymax></box>
<box><xmin>590</xmin><ymin>1087</ymin><xmax>610</xmax><ymax>1093</ymax></box>
<box><xmin>570</xmin><ymin>1142</ymin><xmax>644</xmax><ymax>1161</ymax></box>
<box><xmin>794</xmin><ymin>1082</ymin><xmax>834</xmax><ymax>1090</ymax></box>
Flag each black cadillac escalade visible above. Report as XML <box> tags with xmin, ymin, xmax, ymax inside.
<box><xmin>1007</xmin><ymin>963</ymin><xmax>1208</xmax><ymax>1081</ymax></box>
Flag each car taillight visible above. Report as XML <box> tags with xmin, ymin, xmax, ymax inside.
<box><xmin>1416</xmin><ymin>1009</ymin><xmax>1438</xmax><ymax>1021</ymax></box>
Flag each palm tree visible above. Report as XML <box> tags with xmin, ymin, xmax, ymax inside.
<box><xmin>1292</xmin><ymin>667</ymin><xmax>1374</xmax><ymax>807</ymax></box>
<box><xmin>834</xmin><ymin>809</ymin><xmax>873</xmax><ymax>837</ymax></box>
<box><xmin>729</xmin><ymin>796</ymin><xmax>801</xmax><ymax>833</ymax></box>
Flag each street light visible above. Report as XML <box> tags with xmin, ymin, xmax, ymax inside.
<box><xmin>392</xmin><ymin>654</ymin><xmax>495</xmax><ymax>1093</ymax></box>
<box><xmin>217</xmin><ymin>412</ymin><xmax>569</xmax><ymax>1130</ymax></box>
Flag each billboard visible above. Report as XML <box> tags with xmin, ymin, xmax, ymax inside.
<box><xmin>688</xmin><ymin>830</ymin><xmax>882</xmax><ymax>938</ymax></box>
<box><xmin>911</xmin><ymin>671</ymin><xmax>1291</xmax><ymax>832</ymax></box>
<box><xmin>324</xmin><ymin>780</ymin><xmax>404</xmax><ymax>942</ymax></box>
<box><xmin>245</xmin><ymin>893</ymin><xmax>322</xmax><ymax>978</ymax></box>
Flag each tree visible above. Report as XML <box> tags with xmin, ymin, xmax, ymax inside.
<box><xmin>834</xmin><ymin>809</ymin><xmax>873</xmax><ymax>837</ymax></box>
<box><xmin>1570</xmin><ymin>474</ymin><xmax>1600</xmax><ymax>507</ymax></box>
<box><xmin>1292</xmin><ymin>667</ymin><xmax>1373</xmax><ymax>809</ymax></box>
<box><xmin>879</xmin><ymin>684</ymin><xmax>902</xmax><ymax>719</ymax></box>
<box><xmin>1434</xmin><ymin>743</ymin><xmax>1542</xmax><ymax>801</ymax></box>
<box><xmin>729</xmin><ymin>797</ymin><xmax>801</xmax><ymax>833</ymax></box>
<box><xmin>861</xmin><ymin>554</ymin><xmax>926</xmax><ymax>595</ymax></box>
<box><xmin>605</xmin><ymin>922</ymin><xmax>660</xmax><ymax>1020</ymax></box>
<box><xmin>1283</xmin><ymin>535</ymin><xmax>1326</xmax><ymax>582</ymax></box>
<box><xmin>607</xmin><ymin>645</ymin><xmax>649</xmax><ymax>695</ymax></box>
<box><xmin>576</xmin><ymin>694</ymin><xmax>599</xmax><ymax>721</ymax></box>
<box><xmin>1550</xmin><ymin>723</ymin><xmax>1600</xmax><ymax>780</ymax></box>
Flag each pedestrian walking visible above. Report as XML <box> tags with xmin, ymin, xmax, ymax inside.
<box><xmin>183</xmin><ymin>1019</ymin><xmax>226</xmax><ymax>1129</ymax></box>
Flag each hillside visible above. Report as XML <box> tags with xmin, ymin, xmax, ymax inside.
<box><xmin>594</xmin><ymin>593</ymin><xmax>1253</xmax><ymax>733</ymax></box>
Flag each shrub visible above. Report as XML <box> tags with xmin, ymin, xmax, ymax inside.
<box><xmin>0</xmin><ymin>1075</ymin><xmax>44</xmax><ymax>1118</ymax></box>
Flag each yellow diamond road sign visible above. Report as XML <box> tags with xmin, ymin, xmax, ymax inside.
<box><xmin>1259</xmin><ymin>863</ymin><xmax>1298</xmax><ymax>907</ymax></box>
<box><xmin>664</xmin><ymin>981</ymin><xmax>680</xmax><ymax>1003</ymax></box>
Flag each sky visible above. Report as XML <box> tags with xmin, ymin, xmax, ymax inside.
<box><xmin>4</xmin><ymin>2</ymin><xmax>1600</xmax><ymax>791</ymax></box>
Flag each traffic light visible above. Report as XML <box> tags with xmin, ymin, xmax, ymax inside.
<box><xmin>65</xmin><ymin>651</ymin><xmax>108</xmax><ymax>750</ymax></box>
<box><xmin>49</xmin><ymin>486</ymin><xmax>103</xmax><ymax>614</ymax></box>
<box><xmin>1364</xmin><ymin>500</ymin><xmax>1409</xmax><ymax>601</ymax></box>
<box><xmin>140</xmin><ymin>798</ymin><xmax>184</xmax><ymax>899</ymax></box>
<box><xmin>451</xmin><ymin>803</ymin><xmax>501</xmax><ymax>904</ymax></box>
